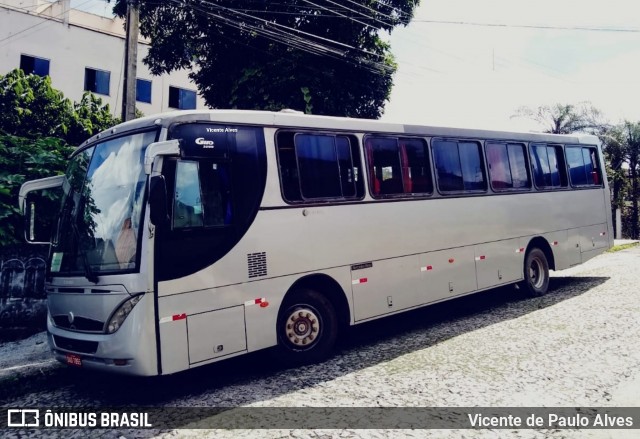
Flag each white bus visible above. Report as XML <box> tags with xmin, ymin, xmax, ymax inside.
<box><xmin>19</xmin><ymin>110</ymin><xmax>613</xmax><ymax>376</ymax></box>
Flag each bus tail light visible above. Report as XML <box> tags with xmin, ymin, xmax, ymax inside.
<box><xmin>107</xmin><ymin>294</ymin><xmax>143</xmax><ymax>334</ymax></box>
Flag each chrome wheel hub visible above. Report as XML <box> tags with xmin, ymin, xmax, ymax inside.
<box><xmin>529</xmin><ymin>257</ymin><xmax>544</xmax><ymax>289</ymax></box>
<box><xmin>285</xmin><ymin>308</ymin><xmax>320</xmax><ymax>347</ymax></box>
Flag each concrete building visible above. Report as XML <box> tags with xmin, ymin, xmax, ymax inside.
<box><xmin>0</xmin><ymin>0</ymin><xmax>207</xmax><ymax>117</ymax></box>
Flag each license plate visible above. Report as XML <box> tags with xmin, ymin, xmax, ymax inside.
<box><xmin>65</xmin><ymin>353</ymin><xmax>82</xmax><ymax>367</ymax></box>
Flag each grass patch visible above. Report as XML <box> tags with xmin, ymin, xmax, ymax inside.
<box><xmin>607</xmin><ymin>242</ymin><xmax>640</xmax><ymax>253</ymax></box>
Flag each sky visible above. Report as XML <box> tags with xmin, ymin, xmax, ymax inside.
<box><xmin>69</xmin><ymin>0</ymin><xmax>640</xmax><ymax>132</ymax></box>
<box><xmin>381</xmin><ymin>0</ymin><xmax>640</xmax><ymax>131</ymax></box>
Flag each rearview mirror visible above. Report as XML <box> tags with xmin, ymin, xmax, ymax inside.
<box><xmin>24</xmin><ymin>189</ymin><xmax>63</xmax><ymax>243</ymax></box>
<box><xmin>149</xmin><ymin>175</ymin><xmax>169</xmax><ymax>227</ymax></box>
<box><xmin>19</xmin><ymin>176</ymin><xmax>64</xmax><ymax>244</ymax></box>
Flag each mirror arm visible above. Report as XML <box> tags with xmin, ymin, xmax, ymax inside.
<box><xmin>144</xmin><ymin>140</ymin><xmax>180</xmax><ymax>175</ymax></box>
<box><xmin>19</xmin><ymin>175</ymin><xmax>64</xmax><ymax>214</ymax></box>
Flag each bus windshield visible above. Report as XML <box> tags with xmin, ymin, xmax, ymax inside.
<box><xmin>51</xmin><ymin>130</ymin><xmax>157</xmax><ymax>278</ymax></box>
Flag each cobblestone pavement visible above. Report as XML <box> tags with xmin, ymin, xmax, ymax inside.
<box><xmin>0</xmin><ymin>246</ymin><xmax>639</xmax><ymax>439</ymax></box>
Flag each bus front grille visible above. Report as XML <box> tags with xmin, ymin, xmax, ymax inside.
<box><xmin>53</xmin><ymin>315</ymin><xmax>104</xmax><ymax>332</ymax></box>
<box><xmin>53</xmin><ymin>335</ymin><xmax>99</xmax><ymax>354</ymax></box>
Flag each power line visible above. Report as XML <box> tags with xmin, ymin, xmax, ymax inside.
<box><xmin>165</xmin><ymin>0</ymin><xmax>395</xmax><ymax>76</ymax></box>
<box><xmin>0</xmin><ymin>0</ymin><xmax>96</xmax><ymax>46</ymax></box>
<box><xmin>299</xmin><ymin>0</ymin><xmax>374</xmax><ymax>31</ymax></box>
<box><xmin>412</xmin><ymin>18</ymin><xmax>640</xmax><ymax>33</ymax></box>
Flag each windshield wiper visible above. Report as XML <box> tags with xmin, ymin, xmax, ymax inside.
<box><xmin>71</xmin><ymin>220</ymin><xmax>99</xmax><ymax>284</ymax></box>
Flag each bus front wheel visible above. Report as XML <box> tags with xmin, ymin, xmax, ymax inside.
<box><xmin>276</xmin><ymin>289</ymin><xmax>338</xmax><ymax>364</ymax></box>
<box><xmin>521</xmin><ymin>247</ymin><xmax>550</xmax><ymax>297</ymax></box>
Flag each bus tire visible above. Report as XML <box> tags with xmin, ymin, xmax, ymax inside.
<box><xmin>276</xmin><ymin>289</ymin><xmax>338</xmax><ymax>365</ymax></box>
<box><xmin>521</xmin><ymin>247</ymin><xmax>550</xmax><ymax>297</ymax></box>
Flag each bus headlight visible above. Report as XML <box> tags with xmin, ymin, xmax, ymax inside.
<box><xmin>107</xmin><ymin>294</ymin><xmax>143</xmax><ymax>334</ymax></box>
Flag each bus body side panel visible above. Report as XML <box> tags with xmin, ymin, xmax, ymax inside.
<box><xmin>565</xmin><ymin>228</ymin><xmax>583</xmax><ymax>267</ymax></box>
<box><xmin>158</xmin><ymin>315</ymin><xmax>189</xmax><ymax>375</ymax></box>
<box><xmin>187</xmin><ymin>306</ymin><xmax>247</xmax><ymax>364</ymax></box>
<box><xmin>474</xmin><ymin>238</ymin><xmax>522</xmax><ymax>290</ymax></box>
<box><xmin>156</xmin><ymin>266</ymin><xmax>354</xmax><ymax>368</ymax></box>
<box><xmin>156</xmin><ymin>189</ymin><xmax>610</xmax><ymax>322</ymax></box>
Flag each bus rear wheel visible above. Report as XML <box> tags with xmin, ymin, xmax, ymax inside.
<box><xmin>276</xmin><ymin>289</ymin><xmax>338</xmax><ymax>365</ymax></box>
<box><xmin>521</xmin><ymin>247</ymin><xmax>550</xmax><ymax>297</ymax></box>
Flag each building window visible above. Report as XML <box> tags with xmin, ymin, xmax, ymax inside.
<box><xmin>565</xmin><ymin>146</ymin><xmax>602</xmax><ymax>186</ymax></box>
<box><xmin>486</xmin><ymin>142</ymin><xmax>531</xmax><ymax>190</ymax></box>
<box><xmin>20</xmin><ymin>54</ymin><xmax>50</xmax><ymax>77</ymax></box>
<box><xmin>276</xmin><ymin>131</ymin><xmax>364</xmax><ymax>203</ymax></box>
<box><xmin>169</xmin><ymin>86</ymin><xmax>196</xmax><ymax>109</ymax></box>
<box><xmin>84</xmin><ymin>68</ymin><xmax>110</xmax><ymax>95</ymax></box>
<box><xmin>365</xmin><ymin>136</ymin><xmax>432</xmax><ymax>197</ymax></box>
<box><xmin>136</xmin><ymin>79</ymin><xmax>152</xmax><ymax>104</ymax></box>
<box><xmin>432</xmin><ymin>139</ymin><xmax>486</xmax><ymax>193</ymax></box>
<box><xmin>530</xmin><ymin>144</ymin><xmax>568</xmax><ymax>189</ymax></box>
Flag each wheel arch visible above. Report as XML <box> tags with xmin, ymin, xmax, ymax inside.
<box><xmin>282</xmin><ymin>273</ymin><xmax>351</xmax><ymax>330</ymax></box>
<box><xmin>526</xmin><ymin>236</ymin><xmax>556</xmax><ymax>271</ymax></box>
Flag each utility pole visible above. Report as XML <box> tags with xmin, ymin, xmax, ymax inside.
<box><xmin>122</xmin><ymin>0</ymin><xmax>139</xmax><ymax>122</ymax></box>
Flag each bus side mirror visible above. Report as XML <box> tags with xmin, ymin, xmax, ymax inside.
<box><xmin>149</xmin><ymin>175</ymin><xmax>169</xmax><ymax>227</ymax></box>
<box><xmin>19</xmin><ymin>176</ymin><xmax>65</xmax><ymax>244</ymax></box>
<box><xmin>23</xmin><ymin>191</ymin><xmax>62</xmax><ymax>243</ymax></box>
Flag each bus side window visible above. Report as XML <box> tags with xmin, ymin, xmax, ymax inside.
<box><xmin>433</xmin><ymin>139</ymin><xmax>486</xmax><ymax>193</ymax></box>
<box><xmin>277</xmin><ymin>131</ymin><xmax>363</xmax><ymax>203</ymax></box>
<box><xmin>486</xmin><ymin>142</ymin><xmax>531</xmax><ymax>191</ymax></box>
<box><xmin>365</xmin><ymin>137</ymin><xmax>403</xmax><ymax>196</ymax></box>
<box><xmin>566</xmin><ymin>146</ymin><xmax>602</xmax><ymax>186</ymax></box>
<box><xmin>530</xmin><ymin>144</ymin><xmax>568</xmax><ymax>189</ymax></box>
<box><xmin>295</xmin><ymin>134</ymin><xmax>342</xmax><ymax>199</ymax></box>
<box><xmin>173</xmin><ymin>160</ymin><xmax>204</xmax><ymax>229</ymax></box>
<box><xmin>365</xmin><ymin>136</ymin><xmax>432</xmax><ymax>197</ymax></box>
<box><xmin>173</xmin><ymin>160</ymin><xmax>232</xmax><ymax>229</ymax></box>
<box><xmin>200</xmin><ymin>162</ymin><xmax>233</xmax><ymax>226</ymax></box>
<box><xmin>399</xmin><ymin>138</ymin><xmax>433</xmax><ymax>194</ymax></box>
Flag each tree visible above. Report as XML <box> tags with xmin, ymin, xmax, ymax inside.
<box><xmin>0</xmin><ymin>69</ymin><xmax>120</xmax><ymax>245</ymax></box>
<box><xmin>620</xmin><ymin>121</ymin><xmax>640</xmax><ymax>239</ymax></box>
<box><xmin>0</xmin><ymin>69</ymin><xmax>118</xmax><ymax>144</ymax></box>
<box><xmin>512</xmin><ymin>102</ymin><xmax>607</xmax><ymax>135</ymax></box>
<box><xmin>0</xmin><ymin>135</ymin><xmax>74</xmax><ymax>246</ymax></box>
<box><xmin>113</xmin><ymin>0</ymin><xmax>420</xmax><ymax>118</ymax></box>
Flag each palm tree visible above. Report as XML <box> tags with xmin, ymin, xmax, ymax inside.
<box><xmin>512</xmin><ymin>102</ymin><xmax>607</xmax><ymax>135</ymax></box>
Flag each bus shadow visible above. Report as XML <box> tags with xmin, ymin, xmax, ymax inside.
<box><xmin>0</xmin><ymin>275</ymin><xmax>608</xmax><ymax>414</ymax></box>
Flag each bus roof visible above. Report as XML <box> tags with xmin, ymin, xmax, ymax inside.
<box><xmin>80</xmin><ymin>109</ymin><xmax>598</xmax><ymax>149</ymax></box>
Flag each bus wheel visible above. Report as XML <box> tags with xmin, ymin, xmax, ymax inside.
<box><xmin>277</xmin><ymin>289</ymin><xmax>338</xmax><ymax>364</ymax></box>
<box><xmin>521</xmin><ymin>247</ymin><xmax>550</xmax><ymax>297</ymax></box>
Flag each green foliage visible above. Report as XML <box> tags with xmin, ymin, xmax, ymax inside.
<box><xmin>0</xmin><ymin>70</ymin><xmax>70</xmax><ymax>139</ymax></box>
<box><xmin>68</xmin><ymin>92</ymin><xmax>121</xmax><ymax>146</ymax></box>
<box><xmin>602</xmin><ymin>125</ymin><xmax>630</xmax><ymax>210</ymax></box>
<box><xmin>620</xmin><ymin>122</ymin><xmax>640</xmax><ymax>239</ymax></box>
<box><xmin>0</xmin><ymin>135</ymin><xmax>74</xmax><ymax>245</ymax></box>
<box><xmin>606</xmin><ymin>242</ymin><xmax>639</xmax><ymax>253</ymax></box>
<box><xmin>0</xmin><ymin>69</ymin><xmax>120</xmax><ymax>245</ymax></box>
<box><xmin>0</xmin><ymin>69</ymin><xmax>118</xmax><ymax>144</ymax></box>
<box><xmin>599</xmin><ymin>122</ymin><xmax>640</xmax><ymax>238</ymax></box>
<box><xmin>300</xmin><ymin>87</ymin><xmax>313</xmax><ymax>115</ymax></box>
<box><xmin>114</xmin><ymin>0</ymin><xmax>420</xmax><ymax>118</ymax></box>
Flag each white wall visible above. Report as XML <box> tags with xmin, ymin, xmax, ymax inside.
<box><xmin>0</xmin><ymin>3</ymin><xmax>207</xmax><ymax>117</ymax></box>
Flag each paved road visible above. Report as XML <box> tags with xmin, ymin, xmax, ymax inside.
<box><xmin>1</xmin><ymin>246</ymin><xmax>639</xmax><ymax>438</ymax></box>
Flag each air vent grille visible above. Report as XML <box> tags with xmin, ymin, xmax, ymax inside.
<box><xmin>247</xmin><ymin>252</ymin><xmax>267</xmax><ymax>278</ymax></box>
